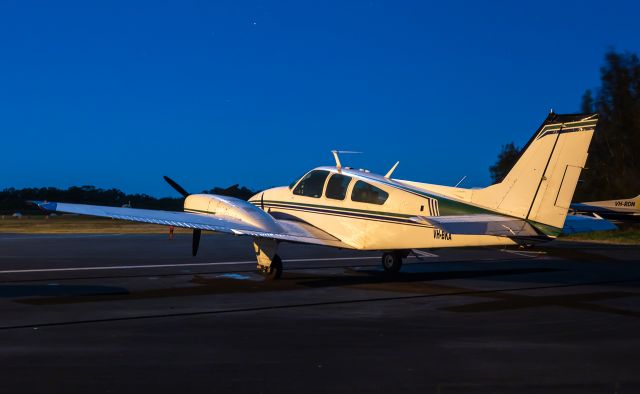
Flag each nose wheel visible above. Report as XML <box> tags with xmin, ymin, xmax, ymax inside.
<box><xmin>381</xmin><ymin>252</ymin><xmax>403</xmax><ymax>274</ymax></box>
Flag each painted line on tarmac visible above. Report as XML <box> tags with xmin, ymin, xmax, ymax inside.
<box><xmin>500</xmin><ymin>249</ymin><xmax>547</xmax><ymax>258</ymax></box>
<box><xmin>412</xmin><ymin>249</ymin><xmax>439</xmax><ymax>258</ymax></box>
<box><xmin>3</xmin><ymin>277</ymin><xmax>639</xmax><ymax>330</ymax></box>
<box><xmin>0</xmin><ymin>256</ymin><xmax>386</xmax><ymax>274</ymax></box>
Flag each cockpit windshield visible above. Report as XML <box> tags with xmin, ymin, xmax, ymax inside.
<box><xmin>293</xmin><ymin>170</ymin><xmax>330</xmax><ymax>198</ymax></box>
<box><xmin>288</xmin><ymin>173</ymin><xmax>307</xmax><ymax>190</ymax></box>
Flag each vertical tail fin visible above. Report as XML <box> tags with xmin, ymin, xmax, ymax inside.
<box><xmin>471</xmin><ymin>113</ymin><xmax>598</xmax><ymax>236</ymax></box>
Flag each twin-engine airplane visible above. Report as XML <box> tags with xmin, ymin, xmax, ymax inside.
<box><xmin>571</xmin><ymin>195</ymin><xmax>640</xmax><ymax>223</ymax></box>
<box><xmin>34</xmin><ymin>112</ymin><xmax>614</xmax><ymax>279</ymax></box>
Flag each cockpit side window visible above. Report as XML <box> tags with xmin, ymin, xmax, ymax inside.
<box><xmin>325</xmin><ymin>174</ymin><xmax>352</xmax><ymax>200</ymax></box>
<box><xmin>351</xmin><ymin>180</ymin><xmax>389</xmax><ymax>205</ymax></box>
<box><xmin>293</xmin><ymin>170</ymin><xmax>330</xmax><ymax>198</ymax></box>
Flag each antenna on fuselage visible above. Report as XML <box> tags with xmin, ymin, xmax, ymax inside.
<box><xmin>331</xmin><ymin>150</ymin><xmax>361</xmax><ymax>172</ymax></box>
<box><xmin>384</xmin><ymin>161</ymin><xmax>400</xmax><ymax>179</ymax></box>
<box><xmin>454</xmin><ymin>175</ymin><xmax>467</xmax><ymax>187</ymax></box>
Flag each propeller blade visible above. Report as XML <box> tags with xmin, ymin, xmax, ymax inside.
<box><xmin>192</xmin><ymin>229</ymin><xmax>201</xmax><ymax>257</ymax></box>
<box><xmin>260</xmin><ymin>193</ymin><xmax>264</xmax><ymax>210</ymax></box>
<box><xmin>163</xmin><ymin>176</ymin><xmax>189</xmax><ymax>198</ymax></box>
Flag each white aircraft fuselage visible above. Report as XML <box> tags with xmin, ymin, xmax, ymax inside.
<box><xmin>243</xmin><ymin>166</ymin><xmax>518</xmax><ymax>250</ymax></box>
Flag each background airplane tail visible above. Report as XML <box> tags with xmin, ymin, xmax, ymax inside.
<box><xmin>471</xmin><ymin>113</ymin><xmax>598</xmax><ymax>236</ymax></box>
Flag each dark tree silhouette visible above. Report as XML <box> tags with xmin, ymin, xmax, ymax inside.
<box><xmin>489</xmin><ymin>142</ymin><xmax>521</xmax><ymax>183</ymax></box>
<box><xmin>581</xmin><ymin>89</ymin><xmax>594</xmax><ymax>113</ymax></box>
<box><xmin>575</xmin><ymin>50</ymin><xmax>640</xmax><ymax>200</ymax></box>
<box><xmin>0</xmin><ymin>185</ymin><xmax>259</xmax><ymax>214</ymax></box>
<box><xmin>489</xmin><ymin>50</ymin><xmax>640</xmax><ymax>201</ymax></box>
<box><xmin>202</xmin><ymin>184</ymin><xmax>256</xmax><ymax>201</ymax></box>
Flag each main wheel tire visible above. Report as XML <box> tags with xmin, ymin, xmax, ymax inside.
<box><xmin>381</xmin><ymin>252</ymin><xmax>402</xmax><ymax>274</ymax></box>
<box><xmin>263</xmin><ymin>255</ymin><xmax>283</xmax><ymax>280</ymax></box>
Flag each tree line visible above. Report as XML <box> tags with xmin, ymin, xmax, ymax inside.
<box><xmin>0</xmin><ymin>184</ymin><xmax>258</xmax><ymax>214</ymax></box>
<box><xmin>490</xmin><ymin>50</ymin><xmax>640</xmax><ymax>201</ymax></box>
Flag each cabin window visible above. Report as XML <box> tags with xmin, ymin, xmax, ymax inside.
<box><xmin>351</xmin><ymin>181</ymin><xmax>389</xmax><ymax>205</ymax></box>
<box><xmin>325</xmin><ymin>174</ymin><xmax>352</xmax><ymax>200</ymax></box>
<box><xmin>293</xmin><ymin>170</ymin><xmax>330</xmax><ymax>198</ymax></box>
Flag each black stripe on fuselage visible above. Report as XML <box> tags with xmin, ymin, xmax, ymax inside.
<box><xmin>253</xmin><ymin>201</ymin><xmax>433</xmax><ymax>228</ymax></box>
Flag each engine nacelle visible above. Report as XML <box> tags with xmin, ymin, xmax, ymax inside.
<box><xmin>183</xmin><ymin>194</ymin><xmax>280</xmax><ymax>232</ymax></box>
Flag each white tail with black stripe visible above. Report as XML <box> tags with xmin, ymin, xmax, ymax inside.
<box><xmin>470</xmin><ymin>113</ymin><xmax>598</xmax><ymax>235</ymax></box>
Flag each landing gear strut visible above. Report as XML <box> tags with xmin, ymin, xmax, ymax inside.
<box><xmin>381</xmin><ymin>251</ymin><xmax>403</xmax><ymax>274</ymax></box>
<box><xmin>254</xmin><ymin>238</ymin><xmax>283</xmax><ymax>280</ymax></box>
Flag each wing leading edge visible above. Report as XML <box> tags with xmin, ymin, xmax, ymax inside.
<box><xmin>32</xmin><ymin>201</ymin><xmax>350</xmax><ymax>248</ymax></box>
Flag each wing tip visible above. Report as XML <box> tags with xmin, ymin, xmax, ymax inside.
<box><xmin>28</xmin><ymin>200</ymin><xmax>58</xmax><ymax>212</ymax></box>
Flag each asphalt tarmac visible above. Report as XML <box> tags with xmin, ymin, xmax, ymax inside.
<box><xmin>0</xmin><ymin>233</ymin><xmax>639</xmax><ymax>393</ymax></box>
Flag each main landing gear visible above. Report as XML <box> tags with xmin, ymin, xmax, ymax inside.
<box><xmin>254</xmin><ymin>241</ymin><xmax>410</xmax><ymax>280</ymax></box>
<box><xmin>254</xmin><ymin>238</ymin><xmax>283</xmax><ymax>280</ymax></box>
<box><xmin>261</xmin><ymin>254</ymin><xmax>283</xmax><ymax>280</ymax></box>
<box><xmin>381</xmin><ymin>251</ymin><xmax>407</xmax><ymax>274</ymax></box>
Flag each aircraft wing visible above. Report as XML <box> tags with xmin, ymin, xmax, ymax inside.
<box><xmin>414</xmin><ymin>214</ymin><xmax>540</xmax><ymax>237</ymax></box>
<box><xmin>570</xmin><ymin>203</ymin><xmax>638</xmax><ymax>215</ymax></box>
<box><xmin>32</xmin><ymin>201</ymin><xmax>350</xmax><ymax>248</ymax></box>
<box><xmin>562</xmin><ymin>214</ymin><xmax>617</xmax><ymax>234</ymax></box>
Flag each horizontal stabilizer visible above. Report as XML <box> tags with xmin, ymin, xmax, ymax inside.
<box><xmin>418</xmin><ymin>214</ymin><xmax>540</xmax><ymax>237</ymax></box>
<box><xmin>562</xmin><ymin>215</ymin><xmax>617</xmax><ymax>234</ymax></box>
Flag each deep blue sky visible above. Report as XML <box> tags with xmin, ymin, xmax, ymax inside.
<box><xmin>2</xmin><ymin>1</ymin><xmax>639</xmax><ymax>197</ymax></box>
